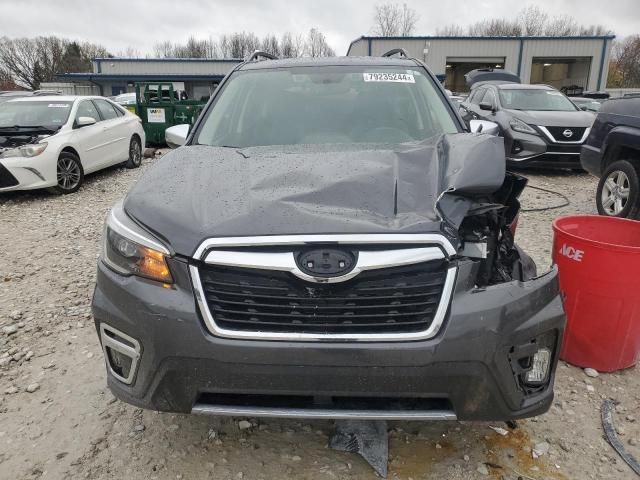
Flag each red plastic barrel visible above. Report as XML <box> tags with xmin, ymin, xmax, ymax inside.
<box><xmin>552</xmin><ymin>215</ymin><xmax>640</xmax><ymax>372</ymax></box>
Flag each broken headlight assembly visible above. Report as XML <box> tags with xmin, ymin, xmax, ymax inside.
<box><xmin>101</xmin><ymin>201</ymin><xmax>173</xmax><ymax>285</ymax></box>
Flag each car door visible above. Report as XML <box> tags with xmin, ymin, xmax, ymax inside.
<box><xmin>93</xmin><ymin>99</ymin><xmax>130</xmax><ymax>165</ymax></box>
<box><xmin>70</xmin><ymin>99</ymin><xmax>107</xmax><ymax>173</ymax></box>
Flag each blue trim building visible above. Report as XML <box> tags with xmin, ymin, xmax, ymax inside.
<box><xmin>56</xmin><ymin>57</ymin><xmax>241</xmax><ymax>98</ymax></box>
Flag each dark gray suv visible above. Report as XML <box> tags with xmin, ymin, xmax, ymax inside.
<box><xmin>460</xmin><ymin>71</ymin><xmax>595</xmax><ymax>169</ymax></box>
<box><xmin>92</xmin><ymin>53</ymin><xmax>565</xmax><ymax>422</ymax></box>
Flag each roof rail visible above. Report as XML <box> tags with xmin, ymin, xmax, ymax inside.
<box><xmin>381</xmin><ymin>48</ymin><xmax>409</xmax><ymax>58</ymax></box>
<box><xmin>246</xmin><ymin>50</ymin><xmax>278</xmax><ymax>62</ymax></box>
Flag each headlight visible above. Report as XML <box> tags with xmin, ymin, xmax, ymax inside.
<box><xmin>102</xmin><ymin>202</ymin><xmax>173</xmax><ymax>285</ymax></box>
<box><xmin>0</xmin><ymin>142</ymin><xmax>48</xmax><ymax>159</ymax></box>
<box><xmin>509</xmin><ymin>118</ymin><xmax>537</xmax><ymax>135</ymax></box>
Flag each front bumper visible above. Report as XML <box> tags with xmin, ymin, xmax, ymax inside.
<box><xmin>92</xmin><ymin>258</ymin><xmax>565</xmax><ymax>421</ymax></box>
<box><xmin>504</xmin><ymin>129</ymin><xmax>584</xmax><ymax>169</ymax></box>
<box><xmin>0</xmin><ymin>153</ymin><xmax>57</xmax><ymax>191</ymax></box>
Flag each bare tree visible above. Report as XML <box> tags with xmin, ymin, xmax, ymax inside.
<box><xmin>306</xmin><ymin>28</ymin><xmax>335</xmax><ymax>57</ymax></box>
<box><xmin>544</xmin><ymin>15</ymin><xmax>579</xmax><ymax>36</ymax></box>
<box><xmin>399</xmin><ymin>4</ymin><xmax>419</xmax><ymax>36</ymax></box>
<box><xmin>517</xmin><ymin>5</ymin><xmax>548</xmax><ymax>36</ymax></box>
<box><xmin>261</xmin><ymin>34</ymin><xmax>280</xmax><ymax>57</ymax></box>
<box><xmin>608</xmin><ymin>35</ymin><xmax>640</xmax><ymax>87</ymax></box>
<box><xmin>436</xmin><ymin>24</ymin><xmax>465</xmax><ymax>36</ymax></box>
<box><xmin>372</xmin><ymin>3</ymin><xmax>419</xmax><ymax>36</ymax></box>
<box><xmin>117</xmin><ymin>46</ymin><xmax>142</xmax><ymax>58</ymax></box>
<box><xmin>0</xmin><ymin>65</ymin><xmax>18</xmax><ymax>90</ymax></box>
<box><xmin>439</xmin><ymin>6</ymin><xmax>611</xmax><ymax>38</ymax></box>
<box><xmin>0</xmin><ymin>37</ymin><xmax>62</xmax><ymax>89</ymax></box>
<box><xmin>467</xmin><ymin>18</ymin><xmax>521</xmax><ymax>36</ymax></box>
<box><xmin>372</xmin><ymin>3</ymin><xmax>401</xmax><ymax>36</ymax></box>
<box><xmin>153</xmin><ymin>40</ymin><xmax>174</xmax><ymax>58</ymax></box>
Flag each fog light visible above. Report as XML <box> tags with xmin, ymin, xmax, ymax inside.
<box><xmin>526</xmin><ymin>348</ymin><xmax>551</xmax><ymax>383</ymax></box>
<box><xmin>106</xmin><ymin>347</ymin><xmax>134</xmax><ymax>379</ymax></box>
<box><xmin>511</xmin><ymin>141</ymin><xmax>523</xmax><ymax>154</ymax></box>
<box><xmin>100</xmin><ymin>323</ymin><xmax>141</xmax><ymax>385</ymax></box>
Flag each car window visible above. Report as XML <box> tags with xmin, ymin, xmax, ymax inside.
<box><xmin>499</xmin><ymin>89</ymin><xmax>579</xmax><ymax>111</ymax></box>
<box><xmin>75</xmin><ymin>100</ymin><xmax>100</xmax><ymax>123</ymax></box>
<box><xmin>94</xmin><ymin>99</ymin><xmax>119</xmax><ymax>120</ymax></box>
<box><xmin>469</xmin><ymin>88</ymin><xmax>486</xmax><ymax>105</ymax></box>
<box><xmin>196</xmin><ymin>66</ymin><xmax>460</xmax><ymax>148</ymax></box>
<box><xmin>483</xmin><ymin>89</ymin><xmax>497</xmax><ymax>107</ymax></box>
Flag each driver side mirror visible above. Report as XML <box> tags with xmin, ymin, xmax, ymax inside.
<box><xmin>479</xmin><ymin>102</ymin><xmax>495</xmax><ymax>112</ymax></box>
<box><xmin>469</xmin><ymin>119</ymin><xmax>500</xmax><ymax>136</ymax></box>
<box><xmin>75</xmin><ymin>116</ymin><xmax>96</xmax><ymax>128</ymax></box>
<box><xmin>165</xmin><ymin>124</ymin><xmax>189</xmax><ymax>149</ymax></box>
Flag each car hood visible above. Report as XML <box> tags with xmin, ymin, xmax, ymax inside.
<box><xmin>505</xmin><ymin>109</ymin><xmax>595</xmax><ymax>127</ymax></box>
<box><xmin>0</xmin><ymin>131</ymin><xmax>52</xmax><ymax>151</ymax></box>
<box><xmin>124</xmin><ymin>134</ymin><xmax>506</xmax><ymax>257</ymax></box>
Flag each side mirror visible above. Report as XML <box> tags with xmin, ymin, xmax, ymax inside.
<box><xmin>479</xmin><ymin>102</ymin><xmax>495</xmax><ymax>112</ymax></box>
<box><xmin>76</xmin><ymin>116</ymin><xmax>96</xmax><ymax>128</ymax></box>
<box><xmin>580</xmin><ymin>106</ymin><xmax>588</xmax><ymax>111</ymax></box>
<box><xmin>165</xmin><ymin>124</ymin><xmax>189</xmax><ymax>149</ymax></box>
<box><xmin>469</xmin><ymin>119</ymin><xmax>500</xmax><ymax>136</ymax></box>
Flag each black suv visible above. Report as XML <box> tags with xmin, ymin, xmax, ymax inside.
<box><xmin>92</xmin><ymin>53</ymin><xmax>564</xmax><ymax>422</ymax></box>
<box><xmin>459</xmin><ymin>69</ymin><xmax>595</xmax><ymax>169</ymax></box>
<box><xmin>581</xmin><ymin>96</ymin><xmax>640</xmax><ymax>218</ymax></box>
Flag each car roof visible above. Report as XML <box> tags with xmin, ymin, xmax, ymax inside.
<box><xmin>238</xmin><ymin>56</ymin><xmax>418</xmax><ymax>71</ymax></box>
<box><xmin>6</xmin><ymin>95</ymin><xmax>99</xmax><ymax>103</ymax></box>
<box><xmin>495</xmin><ymin>83</ymin><xmax>555</xmax><ymax>91</ymax></box>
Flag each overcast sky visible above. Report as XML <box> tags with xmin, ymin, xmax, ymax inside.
<box><xmin>0</xmin><ymin>0</ymin><xmax>637</xmax><ymax>56</ymax></box>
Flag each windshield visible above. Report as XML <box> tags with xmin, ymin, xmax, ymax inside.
<box><xmin>196</xmin><ymin>66</ymin><xmax>459</xmax><ymax>148</ymax></box>
<box><xmin>499</xmin><ymin>89</ymin><xmax>579</xmax><ymax>112</ymax></box>
<box><xmin>0</xmin><ymin>100</ymin><xmax>72</xmax><ymax>130</ymax></box>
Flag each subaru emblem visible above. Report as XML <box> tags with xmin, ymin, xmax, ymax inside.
<box><xmin>296</xmin><ymin>248</ymin><xmax>357</xmax><ymax>278</ymax></box>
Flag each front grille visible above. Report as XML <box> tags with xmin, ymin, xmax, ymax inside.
<box><xmin>0</xmin><ymin>163</ymin><xmax>18</xmax><ymax>188</ymax></box>
<box><xmin>544</xmin><ymin>126</ymin><xmax>587</xmax><ymax>142</ymax></box>
<box><xmin>199</xmin><ymin>260</ymin><xmax>449</xmax><ymax>334</ymax></box>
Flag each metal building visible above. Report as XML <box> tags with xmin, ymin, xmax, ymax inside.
<box><xmin>347</xmin><ymin>36</ymin><xmax>614</xmax><ymax>93</ymax></box>
<box><xmin>56</xmin><ymin>58</ymin><xmax>242</xmax><ymax>99</ymax></box>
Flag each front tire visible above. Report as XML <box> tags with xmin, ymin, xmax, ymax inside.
<box><xmin>596</xmin><ymin>160</ymin><xmax>640</xmax><ymax>219</ymax></box>
<box><xmin>49</xmin><ymin>152</ymin><xmax>84</xmax><ymax>195</ymax></box>
<box><xmin>125</xmin><ymin>136</ymin><xmax>142</xmax><ymax>169</ymax></box>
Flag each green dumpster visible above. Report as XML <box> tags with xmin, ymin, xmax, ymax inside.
<box><xmin>135</xmin><ymin>82</ymin><xmax>206</xmax><ymax>146</ymax></box>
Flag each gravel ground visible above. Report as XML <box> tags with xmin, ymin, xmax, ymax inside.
<box><xmin>1</xmin><ymin>153</ymin><xmax>639</xmax><ymax>480</ymax></box>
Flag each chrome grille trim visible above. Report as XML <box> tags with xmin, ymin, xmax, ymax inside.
<box><xmin>192</xmin><ymin>233</ymin><xmax>457</xmax><ymax>259</ymax></box>
<box><xmin>191</xmin><ymin>234</ymin><xmax>457</xmax><ymax>342</ymax></box>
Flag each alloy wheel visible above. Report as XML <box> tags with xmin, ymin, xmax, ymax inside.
<box><xmin>600</xmin><ymin>170</ymin><xmax>630</xmax><ymax>216</ymax></box>
<box><xmin>130</xmin><ymin>139</ymin><xmax>142</xmax><ymax>166</ymax></box>
<box><xmin>57</xmin><ymin>157</ymin><xmax>82</xmax><ymax>191</ymax></box>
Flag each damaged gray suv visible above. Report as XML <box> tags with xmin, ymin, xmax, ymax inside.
<box><xmin>92</xmin><ymin>52</ymin><xmax>565</xmax><ymax>422</ymax></box>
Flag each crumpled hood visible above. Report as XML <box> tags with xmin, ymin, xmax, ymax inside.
<box><xmin>505</xmin><ymin>109</ymin><xmax>595</xmax><ymax>127</ymax></box>
<box><xmin>124</xmin><ymin>133</ymin><xmax>506</xmax><ymax>256</ymax></box>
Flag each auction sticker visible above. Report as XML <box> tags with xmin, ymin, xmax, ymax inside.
<box><xmin>147</xmin><ymin>108</ymin><xmax>166</xmax><ymax>123</ymax></box>
<box><xmin>363</xmin><ymin>72</ymin><xmax>415</xmax><ymax>83</ymax></box>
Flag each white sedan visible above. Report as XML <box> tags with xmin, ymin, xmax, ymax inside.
<box><xmin>0</xmin><ymin>95</ymin><xmax>145</xmax><ymax>194</ymax></box>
